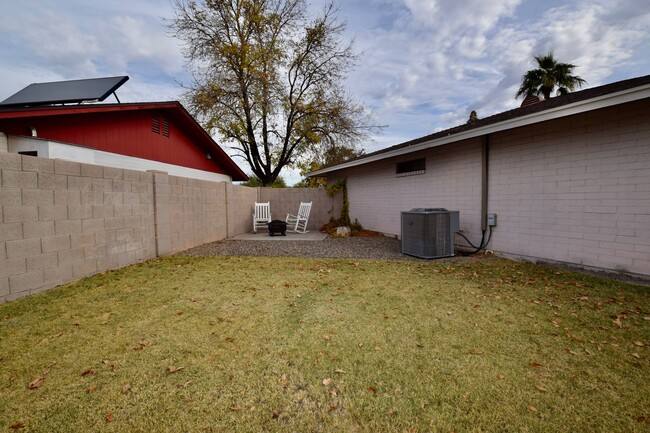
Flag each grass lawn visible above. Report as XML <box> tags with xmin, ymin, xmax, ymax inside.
<box><xmin>0</xmin><ymin>256</ymin><xmax>649</xmax><ymax>432</ymax></box>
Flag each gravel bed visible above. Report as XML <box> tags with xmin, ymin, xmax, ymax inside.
<box><xmin>182</xmin><ymin>235</ymin><xmax>476</xmax><ymax>262</ymax></box>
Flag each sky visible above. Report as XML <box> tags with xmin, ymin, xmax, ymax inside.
<box><xmin>1</xmin><ymin>0</ymin><xmax>649</xmax><ymax>184</ymax></box>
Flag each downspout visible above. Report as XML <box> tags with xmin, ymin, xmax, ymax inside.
<box><xmin>481</xmin><ymin>134</ymin><xmax>489</xmax><ymax>231</ymax></box>
<box><xmin>456</xmin><ymin>134</ymin><xmax>492</xmax><ymax>253</ymax></box>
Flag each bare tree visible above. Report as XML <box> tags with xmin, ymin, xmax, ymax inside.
<box><xmin>169</xmin><ymin>0</ymin><xmax>379</xmax><ymax>185</ymax></box>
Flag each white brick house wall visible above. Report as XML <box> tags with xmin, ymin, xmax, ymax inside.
<box><xmin>330</xmin><ymin>99</ymin><xmax>650</xmax><ymax>277</ymax></box>
<box><xmin>339</xmin><ymin>140</ymin><xmax>483</xmax><ymax>243</ymax></box>
<box><xmin>489</xmin><ymin>100</ymin><xmax>650</xmax><ymax>275</ymax></box>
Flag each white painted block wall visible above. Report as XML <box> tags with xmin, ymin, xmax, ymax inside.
<box><xmin>333</xmin><ymin>100</ymin><xmax>650</xmax><ymax>276</ymax></box>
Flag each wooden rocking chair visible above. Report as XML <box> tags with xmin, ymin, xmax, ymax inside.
<box><xmin>285</xmin><ymin>201</ymin><xmax>312</xmax><ymax>233</ymax></box>
<box><xmin>252</xmin><ymin>202</ymin><xmax>271</xmax><ymax>233</ymax></box>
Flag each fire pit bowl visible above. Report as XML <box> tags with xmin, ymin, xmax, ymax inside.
<box><xmin>267</xmin><ymin>220</ymin><xmax>288</xmax><ymax>236</ymax></box>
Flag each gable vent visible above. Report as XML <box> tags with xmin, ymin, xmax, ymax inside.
<box><xmin>152</xmin><ymin>115</ymin><xmax>160</xmax><ymax>134</ymax></box>
<box><xmin>162</xmin><ymin>117</ymin><xmax>170</xmax><ymax>137</ymax></box>
<box><xmin>151</xmin><ymin>115</ymin><xmax>170</xmax><ymax>138</ymax></box>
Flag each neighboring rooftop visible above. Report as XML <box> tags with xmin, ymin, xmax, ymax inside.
<box><xmin>0</xmin><ymin>100</ymin><xmax>249</xmax><ymax>181</ymax></box>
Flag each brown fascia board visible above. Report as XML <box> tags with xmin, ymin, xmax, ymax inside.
<box><xmin>309</xmin><ymin>73</ymin><xmax>650</xmax><ymax>177</ymax></box>
<box><xmin>0</xmin><ymin>101</ymin><xmax>249</xmax><ymax>181</ymax></box>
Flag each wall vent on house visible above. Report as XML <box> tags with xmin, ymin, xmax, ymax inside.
<box><xmin>152</xmin><ymin>115</ymin><xmax>160</xmax><ymax>134</ymax></box>
<box><xmin>396</xmin><ymin>158</ymin><xmax>425</xmax><ymax>177</ymax></box>
<box><xmin>401</xmin><ymin>208</ymin><xmax>459</xmax><ymax>259</ymax></box>
<box><xmin>162</xmin><ymin>117</ymin><xmax>170</xmax><ymax>137</ymax></box>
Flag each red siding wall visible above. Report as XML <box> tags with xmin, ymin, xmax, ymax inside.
<box><xmin>0</xmin><ymin>111</ymin><xmax>226</xmax><ymax>174</ymax></box>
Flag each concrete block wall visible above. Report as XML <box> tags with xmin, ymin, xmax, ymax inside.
<box><xmin>167</xmin><ymin>174</ymin><xmax>228</xmax><ymax>253</ymax></box>
<box><xmin>1</xmin><ymin>153</ymin><xmax>156</xmax><ymax>302</ymax></box>
<box><xmin>489</xmin><ymin>100</ymin><xmax>650</xmax><ymax>276</ymax></box>
<box><xmin>227</xmin><ymin>184</ymin><xmax>259</xmax><ymax>237</ymax></box>
<box><xmin>1</xmin><ymin>153</ymin><xmax>347</xmax><ymax>302</ymax></box>
<box><xmin>336</xmin><ymin>139</ymin><xmax>484</xmax><ymax>241</ymax></box>
<box><xmin>259</xmin><ymin>187</ymin><xmax>341</xmax><ymax>231</ymax></box>
<box><xmin>323</xmin><ymin>99</ymin><xmax>650</xmax><ymax>277</ymax></box>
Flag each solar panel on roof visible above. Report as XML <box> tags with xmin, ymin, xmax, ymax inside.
<box><xmin>0</xmin><ymin>76</ymin><xmax>129</xmax><ymax>107</ymax></box>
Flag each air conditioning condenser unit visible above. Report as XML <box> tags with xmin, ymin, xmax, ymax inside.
<box><xmin>401</xmin><ymin>208</ymin><xmax>460</xmax><ymax>259</ymax></box>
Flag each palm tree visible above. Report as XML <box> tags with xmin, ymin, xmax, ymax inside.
<box><xmin>516</xmin><ymin>52</ymin><xmax>586</xmax><ymax>100</ymax></box>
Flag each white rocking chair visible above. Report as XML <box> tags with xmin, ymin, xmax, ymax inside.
<box><xmin>286</xmin><ymin>201</ymin><xmax>312</xmax><ymax>233</ymax></box>
<box><xmin>252</xmin><ymin>202</ymin><xmax>271</xmax><ymax>233</ymax></box>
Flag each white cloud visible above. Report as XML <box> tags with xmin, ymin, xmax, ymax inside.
<box><xmin>2</xmin><ymin>7</ymin><xmax>100</xmax><ymax>76</ymax></box>
<box><xmin>104</xmin><ymin>16</ymin><xmax>185</xmax><ymax>75</ymax></box>
<box><xmin>349</xmin><ymin>0</ymin><xmax>650</xmax><ymax>141</ymax></box>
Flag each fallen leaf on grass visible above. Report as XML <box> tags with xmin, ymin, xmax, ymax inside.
<box><xmin>177</xmin><ymin>380</ymin><xmax>193</xmax><ymax>389</ymax></box>
<box><xmin>329</xmin><ymin>405</ymin><xmax>338</xmax><ymax>412</ymax></box>
<box><xmin>633</xmin><ymin>341</ymin><xmax>645</xmax><ymax>347</ymax></box>
<box><xmin>566</xmin><ymin>349</ymin><xmax>579</xmax><ymax>356</ymax></box>
<box><xmin>528</xmin><ymin>405</ymin><xmax>538</xmax><ymax>413</ymax></box>
<box><xmin>87</xmin><ymin>385</ymin><xmax>98</xmax><ymax>393</ymax></box>
<box><xmin>416</xmin><ymin>343</ymin><xmax>424</xmax><ymax>348</ymax></box>
<box><xmin>122</xmin><ymin>384</ymin><xmax>131</xmax><ymax>393</ymax></box>
<box><xmin>167</xmin><ymin>366</ymin><xmax>184</xmax><ymax>373</ymax></box>
<box><xmin>230</xmin><ymin>407</ymin><xmax>241</xmax><ymax>412</ymax></box>
<box><xmin>534</xmin><ymin>384</ymin><xmax>548</xmax><ymax>392</ymax></box>
<box><xmin>497</xmin><ymin>374</ymin><xmax>506</xmax><ymax>380</ymax></box>
<box><xmin>530</xmin><ymin>362</ymin><xmax>543</xmax><ymax>368</ymax></box>
<box><xmin>613</xmin><ymin>316</ymin><xmax>623</xmax><ymax>328</ymax></box>
<box><xmin>105</xmin><ymin>412</ymin><xmax>114</xmax><ymax>423</ymax></box>
<box><xmin>367</xmin><ymin>386</ymin><xmax>377</xmax><ymax>393</ymax></box>
<box><xmin>468</xmin><ymin>349</ymin><xmax>485</xmax><ymax>355</ymax></box>
<box><xmin>133</xmin><ymin>340</ymin><xmax>151</xmax><ymax>351</ymax></box>
<box><xmin>280</xmin><ymin>374</ymin><xmax>289</xmax><ymax>388</ymax></box>
<box><xmin>272</xmin><ymin>408</ymin><xmax>280</xmax><ymax>419</ymax></box>
<box><xmin>631</xmin><ymin>353</ymin><xmax>641</xmax><ymax>359</ymax></box>
<box><xmin>358</xmin><ymin>342</ymin><xmax>363</xmax><ymax>348</ymax></box>
<box><xmin>387</xmin><ymin>407</ymin><xmax>396</xmax><ymax>415</ymax></box>
<box><xmin>81</xmin><ymin>369</ymin><xmax>95</xmax><ymax>377</ymax></box>
<box><xmin>323</xmin><ymin>335</ymin><xmax>331</xmax><ymax>341</ymax></box>
<box><xmin>28</xmin><ymin>376</ymin><xmax>44</xmax><ymax>389</ymax></box>
<box><xmin>322</xmin><ymin>378</ymin><xmax>332</xmax><ymax>386</ymax></box>
<box><xmin>9</xmin><ymin>423</ymin><xmax>26</xmax><ymax>430</ymax></box>
<box><xmin>334</xmin><ymin>369</ymin><xmax>346</xmax><ymax>374</ymax></box>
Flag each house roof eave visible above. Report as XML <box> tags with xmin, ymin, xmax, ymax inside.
<box><xmin>308</xmin><ymin>80</ymin><xmax>650</xmax><ymax>177</ymax></box>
